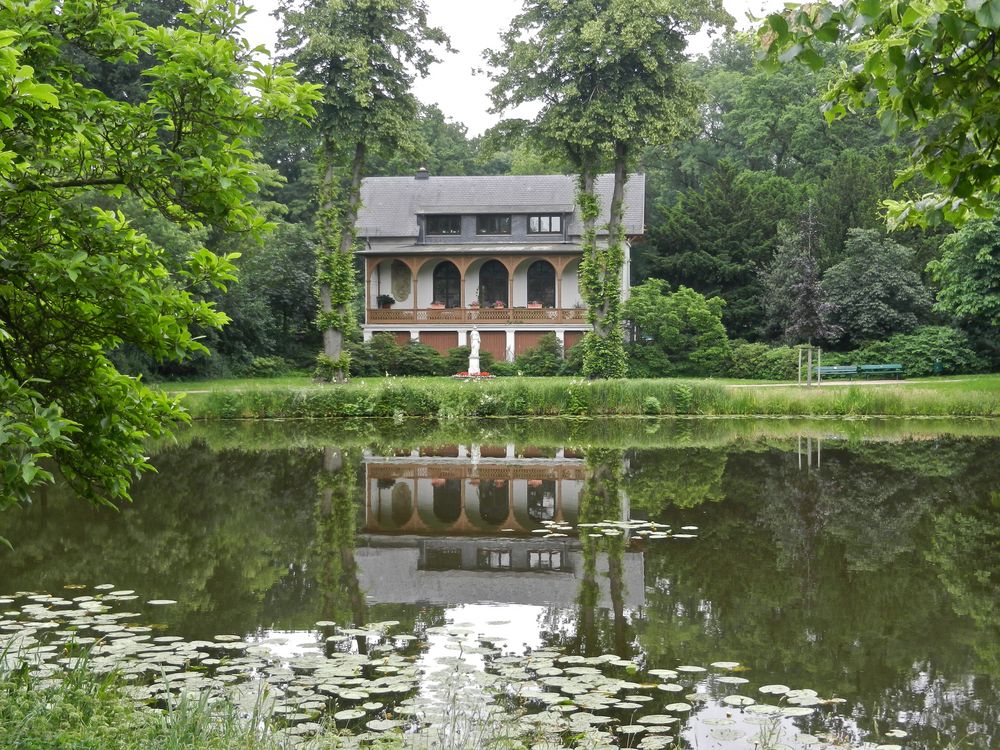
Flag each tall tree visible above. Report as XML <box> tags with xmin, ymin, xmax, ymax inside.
<box><xmin>276</xmin><ymin>0</ymin><xmax>449</xmax><ymax>382</ymax></box>
<box><xmin>928</xmin><ymin>217</ymin><xmax>1000</xmax><ymax>363</ymax></box>
<box><xmin>488</xmin><ymin>0</ymin><xmax>729</xmax><ymax>378</ymax></box>
<box><xmin>760</xmin><ymin>0</ymin><xmax>1000</xmax><ymax>227</ymax></box>
<box><xmin>822</xmin><ymin>229</ymin><xmax>931</xmax><ymax>348</ymax></box>
<box><xmin>0</xmin><ymin>0</ymin><xmax>316</xmax><ymax>510</ymax></box>
<box><xmin>760</xmin><ymin>207</ymin><xmax>840</xmax><ymax>345</ymax></box>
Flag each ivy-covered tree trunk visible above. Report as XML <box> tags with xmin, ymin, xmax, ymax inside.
<box><xmin>581</xmin><ymin>143</ymin><xmax>628</xmax><ymax>379</ymax></box>
<box><xmin>317</xmin><ymin>140</ymin><xmax>365</xmax><ymax>382</ymax></box>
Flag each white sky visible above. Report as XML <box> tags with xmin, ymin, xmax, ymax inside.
<box><xmin>243</xmin><ymin>0</ymin><xmax>786</xmax><ymax>137</ymax></box>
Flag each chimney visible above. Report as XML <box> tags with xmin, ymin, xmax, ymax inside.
<box><xmin>414</xmin><ymin>166</ymin><xmax>429</xmax><ymax>180</ymax></box>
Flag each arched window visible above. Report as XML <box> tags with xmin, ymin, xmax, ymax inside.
<box><xmin>479</xmin><ymin>480</ymin><xmax>509</xmax><ymax>525</ymax></box>
<box><xmin>432</xmin><ymin>479</ymin><xmax>462</xmax><ymax>524</ymax></box>
<box><xmin>526</xmin><ymin>260</ymin><xmax>556</xmax><ymax>307</ymax></box>
<box><xmin>432</xmin><ymin>261</ymin><xmax>461</xmax><ymax>308</ymax></box>
<box><xmin>478</xmin><ymin>260</ymin><xmax>509</xmax><ymax>307</ymax></box>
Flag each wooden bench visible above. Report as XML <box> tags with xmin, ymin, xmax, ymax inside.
<box><xmin>858</xmin><ymin>363</ymin><xmax>904</xmax><ymax>379</ymax></box>
<box><xmin>813</xmin><ymin>365</ymin><xmax>858</xmax><ymax>380</ymax></box>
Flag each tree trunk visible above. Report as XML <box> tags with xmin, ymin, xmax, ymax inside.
<box><xmin>318</xmin><ymin>140</ymin><xmax>366</xmax><ymax>383</ymax></box>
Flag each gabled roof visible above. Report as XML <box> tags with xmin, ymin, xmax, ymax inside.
<box><xmin>357</xmin><ymin>173</ymin><xmax>645</xmax><ymax>238</ymax></box>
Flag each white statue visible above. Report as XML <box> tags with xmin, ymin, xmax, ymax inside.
<box><xmin>469</xmin><ymin>328</ymin><xmax>481</xmax><ymax>375</ymax></box>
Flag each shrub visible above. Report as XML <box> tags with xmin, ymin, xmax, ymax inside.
<box><xmin>515</xmin><ymin>333</ymin><xmax>564</xmax><ymax>376</ymax></box>
<box><xmin>726</xmin><ymin>341</ymin><xmax>800</xmax><ymax>380</ymax></box>
<box><xmin>849</xmin><ymin>326</ymin><xmax>986</xmax><ymax>376</ymax></box>
<box><xmin>643</xmin><ymin>396</ymin><xmax>662</xmax><ymax>415</ymax></box>
<box><xmin>240</xmin><ymin>356</ymin><xmax>294</xmax><ymax>377</ymax></box>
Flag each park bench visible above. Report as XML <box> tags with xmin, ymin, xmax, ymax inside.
<box><xmin>858</xmin><ymin>363</ymin><xmax>904</xmax><ymax>379</ymax></box>
<box><xmin>813</xmin><ymin>365</ymin><xmax>858</xmax><ymax>379</ymax></box>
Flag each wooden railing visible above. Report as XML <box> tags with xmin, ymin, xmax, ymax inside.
<box><xmin>368</xmin><ymin>307</ymin><xmax>588</xmax><ymax>325</ymax></box>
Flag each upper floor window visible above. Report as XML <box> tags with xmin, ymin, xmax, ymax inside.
<box><xmin>528</xmin><ymin>214</ymin><xmax>562</xmax><ymax>234</ymax></box>
<box><xmin>426</xmin><ymin>215</ymin><xmax>461</xmax><ymax>235</ymax></box>
<box><xmin>476</xmin><ymin>214</ymin><xmax>511</xmax><ymax>235</ymax></box>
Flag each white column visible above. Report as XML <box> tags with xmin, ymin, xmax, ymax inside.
<box><xmin>505</xmin><ymin>328</ymin><xmax>516</xmax><ymax>362</ymax></box>
<box><xmin>410</xmin><ymin>330</ymin><xmax>419</xmax><ymax>342</ymax></box>
<box><xmin>363</xmin><ymin>329</ymin><xmax>373</xmax><ymax>342</ymax></box>
<box><xmin>458</xmin><ymin>329</ymin><xmax>468</xmax><ymax>347</ymax></box>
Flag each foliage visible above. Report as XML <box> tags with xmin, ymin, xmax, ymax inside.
<box><xmin>928</xmin><ymin>216</ymin><xmax>1000</xmax><ymax>363</ymax></box>
<box><xmin>822</xmin><ymin>229</ymin><xmax>932</xmax><ymax>348</ymax></box>
<box><xmin>0</xmin><ymin>0</ymin><xmax>315</xmax><ymax>509</ymax></box>
<box><xmin>624</xmin><ymin>280</ymin><xmax>730</xmax><ymax>376</ymax></box>
<box><xmin>644</xmin><ymin>162</ymin><xmax>803</xmax><ymax>338</ymax></box>
<box><xmin>514</xmin><ymin>333</ymin><xmax>565</xmax><ymax>376</ymax></box>
<box><xmin>849</xmin><ymin>326</ymin><xmax>986</xmax><ymax>377</ymax></box>
<box><xmin>725</xmin><ymin>341</ymin><xmax>801</xmax><ymax>381</ymax></box>
<box><xmin>442</xmin><ymin>345</ymin><xmax>496</xmax><ymax>376</ymax></box>
<box><xmin>487</xmin><ymin>0</ymin><xmax>729</xmax><ymax>378</ymax></box>
<box><xmin>276</xmin><ymin>0</ymin><xmax>448</xmax><ymax>382</ymax></box>
<box><xmin>760</xmin><ymin>212</ymin><xmax>840</xmax><ymax>345</ymax></box>
<box><xmin>759</xmin><ymin>0</ymin><xmax>1000</xmax><ymax>227</ymax></box>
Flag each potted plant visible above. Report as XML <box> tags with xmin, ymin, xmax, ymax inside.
<box><xmin>527</xmin><ymin>300</ymin><xmax>542</xmax><ymax>309</ymax></box>
<box><xmin>492</xmin><ymin>300</ymin><xmax>505</xmax><ymax>309</ymax></box>
<box><xmin>376</xmin><ymin>294</ymin><xmax>395</xmax><ymax>309</ymax></box>
<box><xmin>468</xmin><ymin>297</ymin><xmax>480</xmax><ymax>309</ymax></box>
<box><xmin>429</xmin><ymin>300</ymin><xmax>445</xmax><ymax>309</ymax></box>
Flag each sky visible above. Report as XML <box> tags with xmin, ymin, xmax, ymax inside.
<box><xmin>243</xmin><ymin>0</ymin><xmax>786</xmax><ymax>137</ymax></box>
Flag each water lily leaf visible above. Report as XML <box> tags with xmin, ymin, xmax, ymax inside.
<box><xmin>717</xmin><ymin>676</ymin><xmax>750</xmax><ymax>685</ymax></box>
<box><xmin>722</xmin><ymin>695</ymin><xmax>755</xmax><ymax>707</ymax></box>
<box><xmin>333</xmin><ymin>709</ymin><xmax>365</xmax><ymax>721</ymax></box>
<box><xmin>366</xmin><ymin>719</ymin><xmax>401</xmax><ymax>731</ymax></box>
<box><xmin>656</xmin><ymin>683</ymin><xmax>684</xmax><ymax>692</ymax></box>
<box><xmin>710</xmin><ymin>661</ymin><xmax>740</xmax><ymax>669</ymax></box>
<box><xmin>638</xmin><ymin>715</ymin><xmax>678</xmax><ymax>725</ymax></box>
<box><xmin>885</xmin><ymin>730</ymin><xmax>908</xmax><ymax>738</ymax></box>
<box><xmin>146</xmin><ymin>600</ymin><xmax>177</xmax><ymax>606</ymax></box>
<box><xmin>758</xmin><ymin>684</ymin><xmax>790</xmax><ymax>695</ymax></box>
<box><xmin>675</xmin><ymin>665</ymin><xmax>705</xmax><ymax>673</ymax></box>
<box><xmin>663</xmin><ymin>702</ymin><xmax>691</xmax><ymax>712</ymax></box>
<box><xmin>874</xmin><ymin>746</ymin><xmax>903</xmax><ymax>750</ymax></box>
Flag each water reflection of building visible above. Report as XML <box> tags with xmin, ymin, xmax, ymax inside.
<box><xmin>357</xmin><ymin>446</ymin><xmax>644</xmax><ymax>609</ymax></box>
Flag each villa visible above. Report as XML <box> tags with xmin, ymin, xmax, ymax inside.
<box><xmin>356</xmin><ymin>171</ymin><xmax>645</xmax><ymax>361</ymax></box>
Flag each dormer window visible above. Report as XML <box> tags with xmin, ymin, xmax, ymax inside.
<box><xmin>476</xmin><ymin>215</ymin><xmax>511</xmax><ymax>235</ymax></box>
<box><xmin>426</xmin><ymin>215</ymin><xmax>461</xmax><ymax>235</ymax></box>
<box><xmin>528</xmin><ymin>214</ymin><xmax>562</xmax><ymax>234</ymax></box>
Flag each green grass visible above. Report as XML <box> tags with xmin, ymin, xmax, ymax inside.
<box><xmin>158</xmin><ymin>374</ymin><xmax>1000</xmax><ymax>419</ymax></box>
<box><xmin>0</xmin><ymin>665</ymin><xmax>289</xmax><ymax>750</ymax></box>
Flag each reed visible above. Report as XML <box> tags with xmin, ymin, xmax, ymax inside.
<box><xmin>173</xmin><ymin>375</ymin><xmax>1000</xmax><ymax>420</ymax></box>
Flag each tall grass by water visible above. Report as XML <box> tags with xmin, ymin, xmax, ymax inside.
<box><xmin>173</xmin><ymin>375</ymin><xmax>1000</xmax><ymax>420</ymax></box>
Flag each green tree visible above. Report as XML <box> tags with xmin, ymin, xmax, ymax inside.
<box><xmin>822</xmin><ymin>229</ymin><xmax>932</xmax><ymax>348</ymax></box>
<box><xmin>0</xmin><ymin>0</ymin><xmax>316</xmax><ymax>509</ymax></box>
<box><xmin>760</xmin><ymin>210</ymin><xmax>840</xmax><ymax>344</ymax></box>
<box><xmin>759</xmin><ymin>0</ymin><xmax>1000</xmax><ymax>227</ymax></box>
<box><xmin>276</xmin><ymin>0</ymin><xmax>449</xmax><ymax>382</ymax></box>
<box><xmin>623</xmin><ymin>280</ymin><xmax>730</xmax><ymax>376</ymax></box>
<box><xmin>488</xmin><ymin>0</ymin><xmax>729</xmax><ymax>378</ymax></box>
<box><xmin>644</xmin><ymin>161</ymin><xmax>802</xmax><ymax>337</ymax></box>
<box><xmin>928</xmin><ymin>217</ymin><xmax>1000</xmax><ymax>363</ymax></box>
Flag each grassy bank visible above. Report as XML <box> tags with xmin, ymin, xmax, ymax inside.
<box><xmin>0</xmin><ymin>666</ymin><xmax>288</xmax><ymax>750</ymax></box>
<box><xmin>165</xmin><ymin>375</ymin><xmax>1000</xmax><ymax>419</ymax></box>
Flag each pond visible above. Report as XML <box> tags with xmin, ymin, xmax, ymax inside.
<box><xmin>1</xmin><ymin>418</ymin><xmax>998</xmax><ymax>749</ymax></box>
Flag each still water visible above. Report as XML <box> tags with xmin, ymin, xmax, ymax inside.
<box><xmin>2</xmin><ymin>418</ymin><xmax>998</xmax><ymax>749</ymax></box>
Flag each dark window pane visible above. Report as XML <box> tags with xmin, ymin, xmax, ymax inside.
<box><xmin>526</xmin><ymin>260</ymin><xmax>556</xmax><ymax>307</ymax></box>
<box><xmin>478</xmin><ymin>259</ymin><xmax>509</xmax><ymax>307</ymax></box>
<box><xmin>476</xmin><ymin>215</ymin><xmax>511</xmax><ymax>235</ymax></box>
<box><xmin>432</xmin><ymin>262</ymin><xmax>461</xmax><ymax>307</ymax></box>
<box><xmin>427</xmin><ymin>215</ymin><xmax>461</xmax><ymax>235</ymax></box>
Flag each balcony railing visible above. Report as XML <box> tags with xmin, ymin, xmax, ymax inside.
<box><xmin>368</xmin><ymin>307</ymin><xmax>589</xmax><ymax>325</ymax></box>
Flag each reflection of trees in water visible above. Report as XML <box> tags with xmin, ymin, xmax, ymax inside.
<box><xmin>314</xmin><ymin>448</ymin><xmax>367</xmax><ymax>649</ymax></box>
<box><xmin>636</xmin><ymin>439</ymin><xmax>1000</xmax><ymax>750</ymax></box>
<box><xmin>540</xmin><ymin>449</ymin><xmax>633</xmax><ymax>659</ymax></box>
<box><xmin>0</xmin><ymin>441</ymin><xmax>324</xmax><ymax>638</ymax></box>
<box><xmin>624</xmin><ymin>447</ymin><xmax>727</xmax><ymax>515</ymax></box>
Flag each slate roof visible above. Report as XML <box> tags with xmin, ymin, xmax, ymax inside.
<box><xmin>357</xmin><ymin>173</ymin><xmax>646</xmax><ymax>238</ymax></box>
